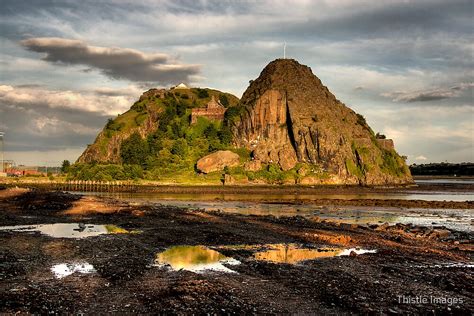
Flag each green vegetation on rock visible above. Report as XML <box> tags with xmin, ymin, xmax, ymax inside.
<box><xmin>74</xmin><ymin>87</ymin><xmax>241</xmax><ymax>182</ymax></box>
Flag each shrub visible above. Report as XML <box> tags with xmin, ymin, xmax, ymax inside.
<box><xmin>120</xmin><ymin>132</ymin><xmax>150</xmax><ymax>166</ymax></box>
<box><xmin>203</xmin><ymin>124</ymin><xmax>218</xmax><ymax>139</ymax></box>
<box><xmin>61</xmin><ymin>160</ymin><xmax>71</xmax><ymax>173</ymax></box>
<box><xmin>356</xmin><ymin>113</ymin><xmax>367</xmax><ymax>127</ymax></box>
<box><xmin>131</xmin><ymin>101</ymin><xmax>146</xmax><ymax>112</ymax></box>
<box><xmin>381</xmin><ymin>150</ymin><xmax>406</xmax><ymax>176</ymax></box>
<box><xmin>197</xmin><ymin>88</ymin><xmax>209</xmax><ymax>99</ymax></box>
<box><xmin>218</xmin><ymin>127</ymin><xmax>233</xmax><ymax>145</ymax></box>
<box><xmin>177</xmin><ymin>100</ymin><xmax>187</xmax><ymax>117</ymax></box>
<box><xmin>135</xmin><ymin>113</ymin><xmax>148</xmax><ymax>126</ymax></box>
<box><xmin>105</xmin><ymin>118</ymin><xmax>123</xmax><ymax>132</ymax></box>
<box><xmin>224</xmin><ymin>106</ymin><xmax>243</xmax><ymax>124</ymax></box>
<box><xmin>171</xmin><ymin>138</ymin><xmax>188</xmax><ymax>157</ymax></box>
<box><xmin>219</xmin><ymin>94</ymin><xmax>229</xmax><ymax>107</ymax></box>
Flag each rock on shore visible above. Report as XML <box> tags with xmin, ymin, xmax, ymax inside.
<box><xmin>196</xmin><ymin>150</ymin><xmax>240</xmax><ymax>173</ymax></box>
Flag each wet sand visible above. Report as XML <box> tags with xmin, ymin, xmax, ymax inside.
<box><xmin>0</xmin><ymin>188</ymin><xmax>472</xmax><ymax>314</ymax></box>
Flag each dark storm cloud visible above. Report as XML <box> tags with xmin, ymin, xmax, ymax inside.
<box><xmin>20</xmin><ymin>38</ymin><xmax>201</xmax><ymax>84</ymax></box>
<box><xmin>294</xmin><ymin>0</ymin><xmax>473</xmax><ymax>40</ymax></box>
<box><xmin>0</xmin><ymin>0</ymin><xmax>472</xmax><ymax>163</ymax></box>
<box><xmin>383</xmin><ymin>83</ymin><xmax>473</xmax><ymax>103</ymax></box>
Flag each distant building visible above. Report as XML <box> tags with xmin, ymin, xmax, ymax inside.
<box><xmin>2</xmin><ymin>160</ymin><xmax>14</xmax><ymax>171</ymax></box>
<box><xmin>191</xmin><ymin>96</ymin><xmax>227</xmax><ymax>124</ymax></box>
<box><xmin>4</xmin><ymin>165</ymin><xmax>59</xmax><ymax>177</ymax></box>
<box><xmin>174</xmin><ymin>83</ymin><xmax>189</xmax><ymax>89</ymax></box>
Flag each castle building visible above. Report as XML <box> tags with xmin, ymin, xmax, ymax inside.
<box><xmin>191</xmin><ymin>96</ymin><xmax>227</xmax><ymax>124</ymax></box>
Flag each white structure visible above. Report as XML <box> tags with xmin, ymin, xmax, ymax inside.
<box><xmin>283</xmin><ymin>42</ymin><xmax>286</xmax><ymax>59</ymax></box>
<box><xmin>175</xmin><ymin>83</ymin><xmax>189</xmax><ymax>89</ymax></box>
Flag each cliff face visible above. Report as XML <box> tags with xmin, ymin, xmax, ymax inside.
<box><xmin>232</xmin><ymin>59</ymin><xmax>412</xmax><ymax>185</ymax></box>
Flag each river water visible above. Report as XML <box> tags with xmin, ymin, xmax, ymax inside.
<box><xmin>77</xmin><ymin>179</ymin><xmax>473</xmax><ymax>232</ymax></box>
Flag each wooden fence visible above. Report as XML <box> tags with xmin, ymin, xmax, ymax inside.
<box><xmin>11</xmin><ymin>180</ymin><xmax>143</xmax><ymax>193</ymax></box>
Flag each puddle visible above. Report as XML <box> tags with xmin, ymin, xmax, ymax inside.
<box><xmin>155</xmin><ymin>245</ymin><xmax>240</xmax><ymax>273</ymax></box>
<box><xmin>0</xmin><ymin>223</ymin><xmax>129</xmax><ymax>238</ymax></box>
<box><xmin>250</xmin><ymin>244</ymin><xmax>376</xmax><ymax>264</ymax></box>
<box><xmin>51</xmin><ymin>263</ymin><xmax>96</xmax><ymax>278</ymax></box>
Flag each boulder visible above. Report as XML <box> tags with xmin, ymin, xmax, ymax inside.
<box><xmin>278</xmin><ymin>145</ymin><xmax>298</xmax><ymax>171</ymax></box>
<box><xmin>196</xmin><ymin>150</ymin><xmax>240</xmax><ymax>174</ymax></box>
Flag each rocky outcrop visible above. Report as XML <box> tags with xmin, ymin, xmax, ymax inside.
<box><xmin>77</xmin><ymin>102</ymin><xmax>160</xmax><ymax>164</ymax></box>
<box><xmin>244</xmin><ymin>160</ymin><xmax>262</xmax><ymax>171</ymax></box>
<box><xmin>376</xmin><ymin>139</ymin><xmax>394</xmax><ymax>151</ymax></box>
<box><xmin>77</xmin><ymin>87</ymin><xmax>239</xmax><ymax>165</ymax></box>
<box><xmin>139</xmin><ymin>88</ymin><xmax>165</xmax><ymax>101</ymax></box>
<box><xmin>232</xmin><ymin>59</ymin><xmax>413</xmax><ymax>185</ymax></box>
<box><xmin>196</xmin><ymin>150</ymin><xmax>240</xmax><ymax>174</ymax></box>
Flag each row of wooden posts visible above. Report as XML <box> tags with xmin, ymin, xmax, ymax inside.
<box><xmin>48</xmin><ymin>180</ymin><xmax>141</xmax><ymax>193</ymax></box>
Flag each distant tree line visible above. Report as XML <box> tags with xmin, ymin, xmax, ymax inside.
<box><xmin>410</xmin><ymin>163</ymin><xmax>474</xmax><ymax>176</ymax></box>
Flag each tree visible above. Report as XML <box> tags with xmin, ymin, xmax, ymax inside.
<box><xmin>171</xmin><ymin>138</ymin><xmax>188</xmax><ymax>158</ymax></box>
<box><xmin>61</xmin><ymin>160</ymin><xmax>71</xmax><ymax>173</ymax></box>
<box><xmin>218</xmin><ymin>127</ymin><xmax>233</xmax><ymax>145</ymax></box>
<box><xmin>203</xmin><ymin>124</ymin><xmax>218</xmax><ymax>139</ymax></box>
<box><xmin>219</xmin><ymin>94</ymin><xmax>229</xmax><ymax>107</ymax></box>
<box><xmin>120</xmin><ymin>132</ymin><xmax>150</xmax><ymax>166</ymax></box>
<box><xmin>177</xmin><ymin>100</ymin><xmax>187</xmax><ymax>117</ymax></box>
<box><xmin>197</xmin><ymin>88</ymin><xmax>209</xmax><ymax>99</ymax></box>
<box><xmin>158</xmin><ymin>104</ymin><xmax>177</xmax><ymax>132</ymax></box>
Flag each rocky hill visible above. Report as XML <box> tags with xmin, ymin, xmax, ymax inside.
<box><xmin>77</xmin><ymin>87</ymin><xmax>239</xmax><ymax>164</ymax></box>
<box><xmin>231</xmin><ymin>59</ymin><xmax>412</xmax><ymax>185</ymax></box>
<box><xmin>74</xmin><ymin>59</ymin><xmax>412</xmax><ymax>185</ymax></box>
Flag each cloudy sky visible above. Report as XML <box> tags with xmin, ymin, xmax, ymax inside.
<box><xmin>0</xmin><ymin>0</ymin><xmax>472</xmax><ymax>166</ymax></box>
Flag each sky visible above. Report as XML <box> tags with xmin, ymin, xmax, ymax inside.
<box><xmin>0</xmin><ymin>0</ymin><xmax>472</xmax><ymax>166</ymax></box>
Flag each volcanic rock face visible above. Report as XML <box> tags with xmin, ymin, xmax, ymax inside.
<box><xmin>232</xmin><ymin>59</ymin><xmax>412</xmax><ymax>185</ymax></box>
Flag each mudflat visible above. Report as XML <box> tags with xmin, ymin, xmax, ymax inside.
<box><xmin>0</xmin><ymin>189</ymin><xmax>472</xmax><ymax>314</ymax></box>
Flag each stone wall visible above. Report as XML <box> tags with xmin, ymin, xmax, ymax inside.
<box><xmin>376</xmin><ymin>139</ymin><xmax>395</xmax><ymax>151</ymax></box>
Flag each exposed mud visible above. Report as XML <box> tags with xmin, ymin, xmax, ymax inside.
<box><xmin>0</xmin><ymin>189</ymin><xmax>472</xmax><ymax>314</ymax></box>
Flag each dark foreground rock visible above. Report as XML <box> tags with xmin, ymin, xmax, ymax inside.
<box><xmin>0</xmin><ymin>190</ymin><xmax>472</xmax><ymax>314</ymax></box>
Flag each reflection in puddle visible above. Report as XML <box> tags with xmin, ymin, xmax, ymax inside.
<box><xmin>155</xmin><ymin>245</ymin><xmax>240</xmax><ymax>273</ymax></box>
<box><xmin>251</xmin><ymin>244</ymin><xmax>376</xmax><ymax>264</ymax></box>
<box><xmin>51</xmin><ymin>263</ymin><xmax>96</xmax><ymax>278</ymax></box>
<box><xmin>0</xmin><ymin>223</ymin><xmax>129</xmax><ymax>238</ymax></box>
